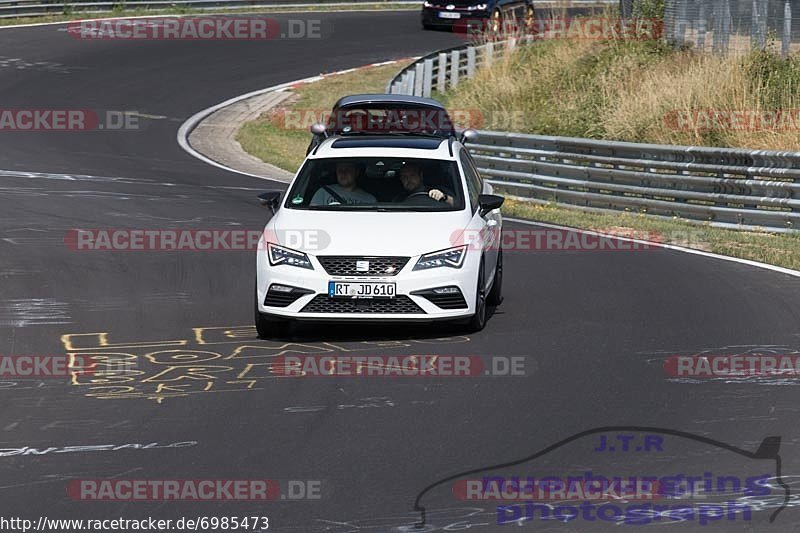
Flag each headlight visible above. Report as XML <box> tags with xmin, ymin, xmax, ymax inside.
<box><xmin>267</xmin><ymin>243</ymin><xmax>313</xmax><ymax>270</ymax></box>
<box><xmin>468</xmin><ymin>3</ymin><xmax>487</xmax><ymax>9</ymax></box>
<box><xmin>413</xmin><ymin>245</ymin><xmax>467</xmax><ymax>271</ymax></box>
<box><xmin>423</xmin><ymin>0</ymin><xmax>433</xmax><ymax>6</ymax></box>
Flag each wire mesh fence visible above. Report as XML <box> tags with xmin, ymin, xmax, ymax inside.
<box><xmin>660</xmin><ymin>0</ymin><xmax>800</xmax><ymax>55</ymax></box>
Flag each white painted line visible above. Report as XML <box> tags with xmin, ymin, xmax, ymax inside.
<box><xmin>506</xmin><ymin>217</ymin><xmax>800</xmax><ymax>278</ymax></box>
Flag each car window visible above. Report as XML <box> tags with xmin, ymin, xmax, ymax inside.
<box><xmin>284</xmin><ymin>156</ymin><xmax>466</xmax><ymax>211</ymax></box>
<box><xmin>459</xmin><ymin>149</ymin><xmax>482</xmax><ymax>211</ymax></box>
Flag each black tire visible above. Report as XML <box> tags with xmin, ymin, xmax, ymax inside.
<box><xmin>487</xmin><ymin>249</ymin><xmax>504</xmax><ymax>306</ymax></box>
<box><xmin>255</xmin><ymin>296</ymin><xmax>291</xmax><ymax>340</ymax></box>
<box><xmin>467</xmin><ymin>259</ymin><xmax>487</xmax><ymax>332</ymax></box>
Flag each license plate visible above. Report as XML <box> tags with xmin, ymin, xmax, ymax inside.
<box><xmin>328</xmin><ymin>281</ymin><xmax>396</xmax><ymax>298</ymax></box>
<box><xmin>438</xmin><ymin>11</ymin><xmax>460</xmax><ymax>18</ymax></box>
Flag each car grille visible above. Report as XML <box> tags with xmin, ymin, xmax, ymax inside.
<box><xmin>317</xmin><ymin>256</ymin><xmax>409</xmax><ymax>277</ymax></box>
<box><xmin>301</xmin><ymin>295</ymin><xmax>425</xmax><ymax>314</ymax></box>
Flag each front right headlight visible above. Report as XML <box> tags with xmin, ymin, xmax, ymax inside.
<box><xmin>267</xmin><ymin>243</ymin><xmax>313</xmax><ymax>270</ymax></box>
<box><xmin>413</xmin><ymin>245</ymin><xmax>467</xmax><ymax>271</ymax></box>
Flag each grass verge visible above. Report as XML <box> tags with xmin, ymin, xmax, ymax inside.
<box><xmin>442</xmin><ymin>38</ymin><xmax>800</xmax><ymax>151</ymax></box>
<box><xmin>504</xmin><ymin>198</ymin><xmax>800</xmax><ymax>270</ymax></box>
<box><xmin>237</xmin><ymin>62</ymin><xmax>401</xmax><ymax>172</ymax></box>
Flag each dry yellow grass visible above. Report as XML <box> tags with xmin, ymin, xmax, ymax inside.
<box><xmin>444</xmin><ymin>38</ymin><xmax>800</xmax><ymax>150</ymax></box>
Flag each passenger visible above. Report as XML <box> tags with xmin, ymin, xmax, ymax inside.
<box><xmin>310</xmin><ymin>161</ymin><xmax>376</xmax><ymax>206</ymax></box>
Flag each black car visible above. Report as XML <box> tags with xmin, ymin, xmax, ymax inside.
<box><xmin>421</xmin><ymin>0</ymin><xmax>535</xmax><ymax>33</ymax></box>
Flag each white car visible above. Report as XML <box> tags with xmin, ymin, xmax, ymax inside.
<box><xmin>255</xmin><ymin>98</ymin><xmax>504</xmax><ymax>339</ymax></box>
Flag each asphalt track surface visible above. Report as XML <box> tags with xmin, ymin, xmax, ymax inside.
<box><xmin>0</xmin><ymin>9</ymin><xmax>800</xmax><ymax>533</ymax></box>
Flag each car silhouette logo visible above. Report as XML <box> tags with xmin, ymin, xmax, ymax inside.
<box><xmin>356</xmin><ymin>260</ymin><xmax>369</xmax><ymax>272</ymax></box>
<box><xmin>412</xmin><ymin>425</ymin><xmax>790</xmax><ymax>528</ymax></box>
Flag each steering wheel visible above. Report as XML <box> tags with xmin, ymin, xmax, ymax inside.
<box><xmin>403</xmin><ymin>191</ymin><xmax>445</xmax><ymax>205</ymax></box>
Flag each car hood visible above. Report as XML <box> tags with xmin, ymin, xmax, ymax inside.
<box><xmin>270</xmin><ymin>209</ymin><xmax>471</xmax><ymax>257</ymax></box>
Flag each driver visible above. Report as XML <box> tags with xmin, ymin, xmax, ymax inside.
<box><xmin>310</xmin><ymin>161</ymin><xmax>376</xmax><ymax>206</ymax></box>
<box><xmin>394</xmin><ymin>162</ymin><xmax>454</xmax><ymax>206</ymax></box>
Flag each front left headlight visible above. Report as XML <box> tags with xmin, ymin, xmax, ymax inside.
<box><xmin>413</xmin><ymin>245</ymin><xmax>467</xmax><ymax>271</ymax></box>
<box><xmin>267</xmin><ymin>243</ymin><xmax>313</xmax><ymax>270</ymax></box>
<box><xmin>423</xmin><ymin>0</ymin><xmax>434</xmax><ymax>6</ymax></box>
<box><xmin>468</xmin><ymin>3</ymin><xmax>488</xmax><ymax>9</ymax></box>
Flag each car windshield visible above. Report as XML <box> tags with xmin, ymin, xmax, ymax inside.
<box><xmin>284</xmin><ymin>156</ymin><xmax>465</xmax><ymax>211</ymax></box>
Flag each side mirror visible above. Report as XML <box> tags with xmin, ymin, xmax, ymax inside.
<box><xmin>478</xmin><ymin>194</ymin><xmax>504</xmax><ymax>216</ymax></box>
<box><xmin>460</xmin><ymin>129</ymin><xmax>479</xmax><ymax>144</ymax></box>
<box><xmin>258</xmin><ymin>191</ymin><xmax>281</xmax><ymax>214</ymax></box>
<box><xmin>310</xmin><ymin>123</ymin><xmax>327</xmax><ymax>137</ymax></box>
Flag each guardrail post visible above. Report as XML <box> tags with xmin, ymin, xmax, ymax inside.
<box><xmin>696</xmin><ymin>2</ymin><xmax>707</xmax><ymax>51</ymax></box>
<box><xmin>720</xmin><ymin>0</ymin><xmax>731</xmax><ymax>54</ymax></box>
<box><xmin>483</xmin><ymin>42</ymin><xmax>493</xmax><ymax>67</ymax></box>
<box><xmin>782</xmin><ymin>0</ymin><xmax>792</xmax><ymax>57</ymax></box>
<box><xmin>466</xmin><ymin>46</ymin><xmax>476</xmax><ymax>78</ymax></box>
<box><xmin>436</xmin><ymin>52</ymin><xmax>447</xmax><ymax>93</ymax></box>
<box><xmin>507</xmin><ymin>37</ymin><xmax>517</xmax><ymax>51</ymax></box>
<box><xmin>450</xmin><ymin>50</ymin><xmax>460</xmax><ymax>88</ymax></box>
<box><xmin>413</xmin><ymin>62</ymin><xmax>424</xmax><ymax>96</ymax></box>
<box><xmin>405</xmin><ymin>70</ymin><xmax>415</xmax><ymax>95</ymax></box>
<box><xmin>423</xmin><ymin>58</ymin><xmax>434</xmax><ymax>97</ymax></box>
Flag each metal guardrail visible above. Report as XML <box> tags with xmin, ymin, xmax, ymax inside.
<box><xmin>0</xmin><ymin>0</ymin><xmax>417</xmax><ymax>19</ymax></box>
<box><xmin>388</xmin><ymin>39</ymin><xmax>799</xmax><ymax>231</ymax></box>
<box><xmin>386</xmin><ymin>36</ymin><xmax>533</xmax><ymax>97</ymax></box>
<box><xmin>472</xmin><ymin>132</ymin><xmax>799</xmax><ymax>231</ymax></box>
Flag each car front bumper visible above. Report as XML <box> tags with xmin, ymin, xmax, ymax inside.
<box><xmin>421</xmin><ymin>8</ymin><xmax>489</xmax><ymax>28</ymax></box>
<box><xmin>256</xmin><ymin>252</ymin><xmax>479</xmax><ymax>322</ymax></box>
